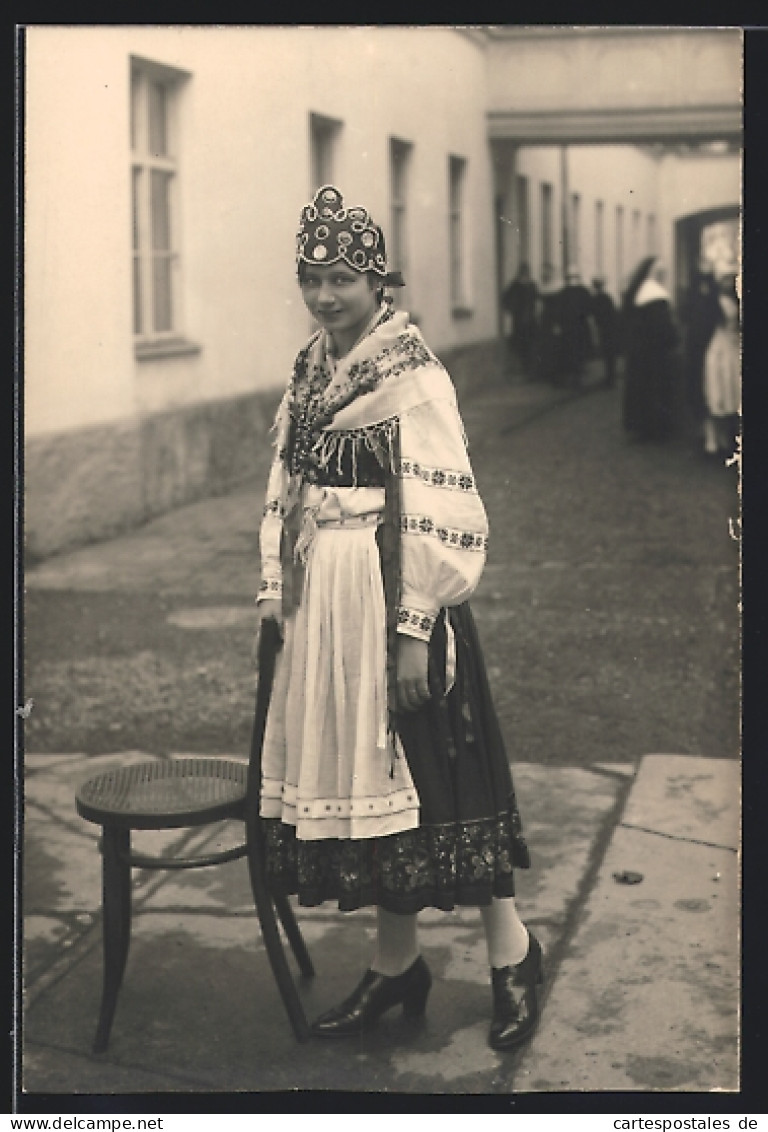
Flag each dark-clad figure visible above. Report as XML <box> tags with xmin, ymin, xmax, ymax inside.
<box><xmin>533</xmin><ymin>263</ymin><xmax>562</xmax><ymax>382</ymax></box>
<box><xmin>590</xmin><ymin>277</ymin><xmax>619</xmax><ymax>388</ymax></box>
<box><xmin>558</xmin><ymin>267</ymin><xmax>594</xmax><ymax>388</ymax></box>
<box><xmin>502</xmin><ymin>262</ymin><xmax>539</xmax><ymax>377</ymax></box>
<box><xmin>621</xmin><ymin>256</ymin><xmax>681</xmax><ymax>442</ymax></box>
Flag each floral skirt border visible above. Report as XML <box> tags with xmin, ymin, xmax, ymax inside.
<box><xmin>261</xmin><ymin>801</ymin><xmax>530</xmax><ymax>914</ymax></box>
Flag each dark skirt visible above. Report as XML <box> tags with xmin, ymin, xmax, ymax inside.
<box><xmin>261</xmin><ymin>602</ymin><xmax>531</xmax><ymax>914</ymax></box>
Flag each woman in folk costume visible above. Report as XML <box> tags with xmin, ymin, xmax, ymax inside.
<box><xmin>621</xmin><ymin>256</ymin><xmax>681</xmax><ymax>442</ymax></box>
<box><xmin>255</xmin><ymin>185</ymin><xmax>541</xmax><ymax>1050</ymax></box>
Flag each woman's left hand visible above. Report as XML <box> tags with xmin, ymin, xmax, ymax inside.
<box><xmin>397</xmin><ymin>636</ymin><xmax>431</xmax><ymax>712</ymax></box>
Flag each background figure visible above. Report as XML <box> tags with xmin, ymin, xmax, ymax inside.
<box><xmin>702</xmin><ymin>272</ymin><xmax>740</xmax><ymax>462</ymax></box>
<box><xmin>590</xmin><ymin>277</ymin><xmax>620</xmax><ymax>388</ymax></box>
<box><xmin>533</xmin><ymin>262</ymin><xmax>563</xmax><ymax>383</ymax></box>
<box><xmin>621</xmin><ymin>256</ymin><xmax>681</xmax><ymax>442</ymax></box>
<box><xmin>502</xmin><ymin>263</ymin><xmax>539</xmax><ymax>378</ymax></box>
<box><xmin>681</xmin><ymin>256</ymin><xmax>722</xmax><ymax>444</ymax></box>
<box><xmin>557</xmin><ymin>267</ymin><xmax>594</xmax><ymax>388</ymax></box>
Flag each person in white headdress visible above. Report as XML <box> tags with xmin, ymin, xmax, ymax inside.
<box><xmin>621</xmin><ymin>256</ymin><xmax>681</xmax><ymax>441</ymax></box>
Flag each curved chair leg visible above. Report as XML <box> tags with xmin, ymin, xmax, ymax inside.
<box><xmin>93</xmin><ymin>826</ymin><xmax>132</xmax><ymax>1053</ymax></box>
<box><xmin>273</xmin><ymin>891</ymin><xmax>315</xmax><ymax>977</ymax></box>
<box><xmin>246</xmin><ymin>818</ymin><xmax>311</xmax><ymax>1043</ymax></box>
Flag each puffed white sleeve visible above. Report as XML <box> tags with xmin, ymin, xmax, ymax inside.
<box><xmin>397</xmin><ymin>393</ymin><xmax>489</xmax><ymax>640</ymax></box>
<box><xmin>257</xmin><ymin>390</ymin><xmax>293</xmax><ymax>604</ymax></box>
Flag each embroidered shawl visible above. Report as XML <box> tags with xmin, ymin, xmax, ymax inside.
<box><xmin>262</xmin><ymin>304</ymin><xmax>480</xmax><ymax>726</ymax></box>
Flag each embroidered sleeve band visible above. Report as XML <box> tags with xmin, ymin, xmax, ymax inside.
<box><xmin>397</xmin><ymin>606</ymin><xmax>437</xmax><ymax>641</ymax></box>
<box><xmin>400</xmin><ymin>514</ymin><xmax>489</xmax><ymax>552</ymax></box>
<box><xmin>399</xmin><ymin>459</ymin><xmax>477</xmax><ymax>494</ymax></box>
<box><xmin>256</xmin><ymin>577</ymin><xmax>283</xmax><ymax>603</ymax></box>
<box><xmin>263</xmin><ymin>498</ymin><xmax>287</xmax><ymax>519</ymax></box>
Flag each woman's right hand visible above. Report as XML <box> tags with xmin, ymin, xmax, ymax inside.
<box><xmin>251</xmin><ymin>600</ymin><xmax>284</xmax><ymax>669</ymax></box>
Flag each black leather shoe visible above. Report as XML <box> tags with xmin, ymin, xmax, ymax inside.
<box><xmin>489</xmin><ymin>933</ymin><xmax>544</xmax><ymax>1051</ymax></box>
<box><xmin>311</xmin><ymin>955</ymin><xmax>432</xmax><ymax>1038</ymax></box>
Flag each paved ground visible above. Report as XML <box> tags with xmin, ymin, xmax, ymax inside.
<box><xmin>22</xmin><ymin>751</ymin><xmax>737</xmax><ymax>1099</ymax></box>
<box><xmin>18</xmin><ymin>359</ymin><xmax>742</xmax><ymax>1106</ymax></box>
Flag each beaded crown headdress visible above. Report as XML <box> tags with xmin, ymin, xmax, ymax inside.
<box><xmin>296</xmin><ymin>185</ymin><xmax>403</xmax><ymax>284</ymax></box>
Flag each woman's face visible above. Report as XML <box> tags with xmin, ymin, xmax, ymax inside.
<box><xmin>299</xmin><ymin>263</ymin><xmax>380</xmax><ymax>348</ymax></box>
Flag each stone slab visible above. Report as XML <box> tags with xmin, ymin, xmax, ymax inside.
<box><xmin>20</xmin><ymin>760</ymin><xmax>625</xmax><ymax>1095</ymax></box>
<box><xmin>621</xmin><ymin>754</ymin><xmax>739</xmax><ymax>849</ymax></box>
<box><xmin>22</xmin><ymin>1042</ymin><xmax>202</xmax><ymax>1097</ymax></box>
<box><xmin>21</xmin><ymin>907</ymin><xmax>545</xmax><ymax>1095</ymax></box>
<box><xmin>514</xmin><ymin>823</ymin><xmax>739</xmax><ymax>1093</ymax></box>
<box><xmin>510</xmin><ymin>764</ymin><xmax>626</xmax><ymax>925</ymax></box>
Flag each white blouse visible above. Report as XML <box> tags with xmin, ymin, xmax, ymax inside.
<box><xmin>258</xmin><ymin>317</ymin><xmax>489</xmax><ymax>641</ymax></box>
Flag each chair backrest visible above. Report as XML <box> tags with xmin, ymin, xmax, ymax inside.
<box><xmin>245</xmin><ymin>617</ymin><xmax>283</xmax><ymax>821</ymax></box>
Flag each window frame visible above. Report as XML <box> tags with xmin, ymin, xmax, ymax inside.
<box><xmin>595</xmin><ymin>199</ymin><xmax>605</xmax><ymax>276</ymax></box>
<box><xmin>540</xmin><ymin>181</ymin><xmax>554</xmax><ymax>278</ymax></box>
<box><xmin>570</xmin><ymin>191</ymin><xmax>581</xmax><ymax>268</ymax></box>
<box><xmin>632</xmin><ymin>207</ymin><xmax>642</xmax><ymax>266</ymax></box>
<box><xmin>309</xmin><ymin>112</ymin><xmax>342</xmax><ymax>193</ymax></box>
<box><xmin>449</xmin><ymin>155</ymin><xmax>470</xmax><ymax>314</ymax></box>
<box><xmin>515</xmin><ymin>174</ymin><xmax>530</xmax><ymax>267</ymax></box>
<box><xmin>389</xmin><ymin>137</ymin><xmax>412</xmax><ymax>281</ymax></box>
<box><xmin>130</xmin><ymin>57</ymin><xmax>193</xmax><ymax>358</ymax></box>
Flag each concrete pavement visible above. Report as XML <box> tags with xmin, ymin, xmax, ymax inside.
<box><xmin>19</xmin><ymin>367</ymin><xmax>741</xmax><ymax>1098</ymax></box>
<box><xmin>21</xmin><ymin>750</ymin><xmax>739</xmax><ymax>1096</ymax></box>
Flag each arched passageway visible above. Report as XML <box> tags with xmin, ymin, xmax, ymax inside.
<box><xmin>674</xmin><ymin>205</ymin><xmax>740</xmax><ymax>308</ymax></box>
<box><xmin>479</xmin><ymin>26</ymin><xmax>742</xmax><ymax>331</ymax></box>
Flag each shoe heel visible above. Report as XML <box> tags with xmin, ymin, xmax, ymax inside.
<box><xmin>403</xmin><ymin>963</ymin><xmax>432</xmax><ymax>1018</ymax></box>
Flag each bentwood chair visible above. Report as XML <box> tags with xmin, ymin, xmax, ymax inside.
<box><xmin>75</xmin><ymin>619</ymin><xmax>313</xmax><ymax>1053</ymax></box>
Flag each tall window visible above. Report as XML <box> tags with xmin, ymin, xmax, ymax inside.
<box><xmin>595</xmin><ymin>200</ymin><xmax>605</xmax><ymax>275</ymax></box>
<box><xmin>541</xmin><ymin>182</ymin><xmax>553</xmax><ymax>277</ymax></box>
<box><xmin>131</xmin><ymin>59</ymin><xmax>186</xmax><ymax>341</ymax></box>
<box><xmin>449</xmin><ymin>156</ymin><xmax>468</xmax><ymax>308</ymax></box>
<box><xmin>310</xmin><ymin>113</ymin><xmax>342</xmax><ymax>192</ymax></box>
<box><xmin>570</xmin><ymin>192</ymin><xmax>581</xmax><ymax>268</ymax></box>
<box><xmin>632</xmin><ymin>208</ymin><xmax>642</xmax><ymax>265</ymax></box>
<box><xmin>615</xmin><ymin>205</ymin><xmax>625</xmax><ymax>295</ymax></box>
<box><xmin>389</xmin><ymin>138</ymin><xmax>412</xmax><ymax>279</ymax></box>
<box><xmin>515</xmin><ymin>174</ymin><xmax>530</xmax><ymax>267</ymax></box>
<box><xmin>647</xmin><ymin>213</ymin><xmax>657</xmax><ymax>254</ymax></box>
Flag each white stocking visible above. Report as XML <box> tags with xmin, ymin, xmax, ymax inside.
<box><xmin>480</xmin><ymin>896</ymin><xmax>530</xmax><ymax>969</ymax></box>
<box><xmin>371</xmin><ymin>907</ymin><xmax>420</xmax><ymax>977</ymax></box>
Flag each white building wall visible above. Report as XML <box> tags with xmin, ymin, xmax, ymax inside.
<box><xmin>567</xmin><ymin>145</ymin><xmax>660</xmax><ymax>295</ymax></box>
<box><xmin>23</xmin><ymin>25</ymin><xmax>742</xmax><ymax>557</ymax></box>
<box><xmin>26</xmin><ymin>26</ymin><xmax>495</xmax><ymax>443</ymax></box>
<box><xmin>25</xmin><ymin>32</ymin><xmax>136</xmax><ymax>436</ymax></box>
<box><xmin>511</xmin><ymin>145</ymin><xmax>662</xmax><ymax>302</ymax></box>
<box><xmin>657</xmin><ymin>151</ymin><xmax>741</xmax><ymax>246</ymax></box>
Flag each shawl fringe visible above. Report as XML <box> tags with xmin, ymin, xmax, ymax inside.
<box><xmin>310</xmin><ymin>419</ymin><xmax>399</xmax><ymax>484</ymax></box>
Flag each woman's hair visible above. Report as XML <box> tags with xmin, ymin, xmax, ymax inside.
<box><xmin>622</xmin><ymin>256</ymin><xmax>658</xmax><ymax>312</ymax></box>
<box><xmin>297</xmin><ymin>261</ymin><xmax>381</xmax><ymax>290</ymax></box>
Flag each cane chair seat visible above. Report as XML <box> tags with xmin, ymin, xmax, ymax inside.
<box><xmin>73</xmin><ymin>619</ymin><xmax>313</xmax><ymax>1053</ymax></box>
<box><xmin>76</xmin><ymin>757</ymin><xmax>248</xmax><ymax>830</ymax></box>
